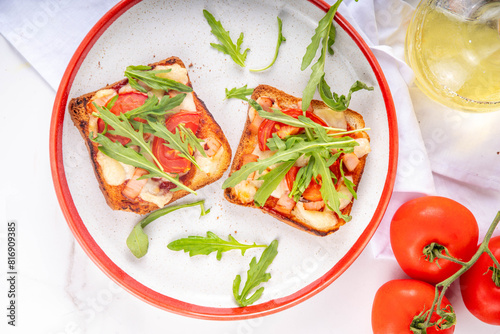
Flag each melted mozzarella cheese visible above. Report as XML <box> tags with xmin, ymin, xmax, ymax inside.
<box><xmin>118</xmin><ymin>83</ymin><xmax>135</xmax><ymax>94</ymax></box>
<box><xmin>313</xmin><ymin>107</ymin><xmax>347</xmax><ymax>129</ymax></box>
<box><xmin>120</xmin><ymin>162</ymin><xmax>136</xmax><ymax>180</ymax></box>
<box><xmin>293</xmin><ymin>202</ymin><xmax>338</xmax><ymax>230</ymax></box>
<box><xmin>251</xmin><ymin>145</ymin><xmax>275</xmax><ymax>160</ymax></box>
<box><xmin>193</xmin><ymin>145</ymin><xmax>224</xmax><ymax>176</ymax></box>
<box><xmin>96</xmin><ymin>151</ymin><xmax>126</xmax><ymax>186</ymax></box>
<box><xmin>139</xmin><ymin>179</ymin><xmax>173</xmax><ymax>208</ymax></box>
<box><xmin>354</xmin><ymin>138</ymin><xmax>371</xmax><ymax>158</ymax></box>
<box><xmin>233</xmin><ymin>180</ymin><xmax>258</xmax><ymax>204</ymax></box>
<box><xmin>270</xmin><ymin>177</ymin><xmax>289</xmax><ymax>198</ymax></box>
<box><xmin>154</xmin><ymin>64</ymin><xmax>189</xmax><ymax>85</ymax></box>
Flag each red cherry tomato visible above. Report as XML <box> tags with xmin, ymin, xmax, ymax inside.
<box><xmin>302</xmin><ymin>177</ymin><xmax>322</xmax><ymax>201</ymax></box>
<box><xmin>257</xmin><ymin>108</ymin><xmax>327</xmax><ymax>151</ymax></box>
<box><xmin>152</xmin><ymin>137</ymin><xmax>191</xmax><ymax>174</ymax></box>
<box><xmin>390</xmin><ymin>196</ymin><xmax>479</xmax><ymax>284</ymax></box>
<box><xmin>372</xmin><ymin>279</ymin><xmax>455</xmax><ymax>334</ymax></box>
<box><xmin>97</xmin><ymin>92</ymin><xmax>148</xmax><ymax>145</ymax></box>
<box><xmin>460</xmin><ymin>235</ymin><xmax>500</xmax><ymax>325</ymax></box>
<box><xmin>285</xmin><ymin>166</ymin><xmax>300</xmax><ymax>191</ymax></box>
<box><xmin>165</xmin><ymin>111</ymin><xmax>200</xmax><ymax>134</ymax></box>
<box><xmin>151</xmin><ymin>112</ymin><xmax>201</xmax><ymax>174</ymax></box>
<box><xmin>109</xmin><ymin>92</ymin><xmax>148</xmax><ymax>115</ymax></box>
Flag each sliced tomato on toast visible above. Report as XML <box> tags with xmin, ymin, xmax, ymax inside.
<box><xmin>97</xmin><ymin>92</ymin><xmax>148</xmax><ymax>145</ymax></box>
<box><xmin>152</xmin><ymin>112</ymin><xmax>201</xmax><ymax>174</ymax></box>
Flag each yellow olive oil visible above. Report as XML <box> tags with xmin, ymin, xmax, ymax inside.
<box><xmin>405</xmin><ymin>3</ymin><xmax>500</xmax><ymax>112</ymax></box>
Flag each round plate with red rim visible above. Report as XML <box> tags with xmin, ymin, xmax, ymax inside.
<box><xmin>50</xmin><ymin>0</ymin><xmax>397</xmax><ymax>319</ymax></box>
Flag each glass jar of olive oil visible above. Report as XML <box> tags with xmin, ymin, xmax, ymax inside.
<box><xmin>405</xmin><ymin>0</ymin><xmax>500</xmax><ymax>112</ymax></box>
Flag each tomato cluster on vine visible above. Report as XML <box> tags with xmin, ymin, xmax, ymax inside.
<box><xmin>371</xmin><ymin>196</ymin><xmax>500</xmax><ymax>333</ymax></box>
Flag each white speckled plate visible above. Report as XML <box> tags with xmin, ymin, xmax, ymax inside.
<box><xmin>50</xmin><ymin>0</ymin><xmax>397</xmax><ymax>319</ymax></box>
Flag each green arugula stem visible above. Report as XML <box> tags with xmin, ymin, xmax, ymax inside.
<box><xmin>422</xmin><ymin>211</ymin><xmax>500</xmax><ymax>328</ymax></box>
<box><xmin>250</xmin><ymin>17</ymin><xmax>286</xmax><ymax>72</ymax></box>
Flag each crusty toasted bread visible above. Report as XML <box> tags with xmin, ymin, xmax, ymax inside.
<box><xmin>224</xmin><ymin>85</ymin><xmax>370</xmax><ymax>236</ymax></box>
<box><xmin>69</xmin><ymin>56</ymin><xmax>231</xmax><ymax>214</ymax></box>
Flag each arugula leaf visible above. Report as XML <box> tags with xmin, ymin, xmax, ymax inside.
<box><xmin>91</xmin><ymin>133</ymin><xmax>195</xmax><ymax>194</ymax></box>
<box><xmin>125</xmin><ymin>93</ymin><xmax>186</xmax><ymax>119</ymax></box>
<box><xmin>319</xmin><ymin>76</ymin><xmax>374</xmax><ymax>111</ymax></box>
<box><xmin>179</xmin><ymin>124</ymin><xmax>207</xmax><ymax>158</ymax></box>
<box><xmin>92</xmin><ymin>103</ymin><xmax>164</xmax><ymax>168</ymax></box>
<box><xmin>327</xmin><ymin>24</ymin><xmax>337</xmax><ymax>55</ymax></box>
<box><xmin>225</xmin><ymin>85</ymin><xmax>254</xmax><ymax>101</ymax></box>
<box><xmin>167</xmin><ymin>231</ymin><xmax>266</xmax><ymax>260</ymax></box>
<box><xmin>148</xmin><ymin>121</ymin><xmax>203</xmax><ymax>169</ymax></box>
<box><xmin>250</xmin><ymin>17</ymin><xmax>286</xmax><ymax>72</ymax></box>
<box><xmin>289</xmin><ymin>156</ymin><xmax>315</xmax><ymax>201</ymax></box>
<box><xmin>222</xmin><ymin>136</ymin><xmax>357</xmax><ymax>189</ymax></box>
<box><xmin>254</xmin><ymin>160</ymin><xmax>295</xmax><ymax>207</ymax></box>
<box><xmin>105</xmin><ymin>94</ymin><xmax>119</xmax><ymax>109</ymax></box>
<box><xmin>311</xmin><ymin>151</ymin><xmax>351</xmax><ymax>222</ymax></box>
<box><xmin>233</xmin><ymin>240</ymin><xmax>278</xmax><ymax>307</ymax></box>
<box><xmin>127</xmin><ymin>200</ymin><xmax>210</xmax><ymax>258</ymax></box>
<box><xmin>203</xmin><ymin>9</ymin><xmax>249</xmax><ymax>67</ymax></box>
<box><xmin>124</xmin><ymin>66</ymin><xmax>193</xmax><ymax>93</ymax></box>
<box><xmin>301</xmin><ymin>0</ymin><xmax>342</xmax><ymax>112</ymax></box>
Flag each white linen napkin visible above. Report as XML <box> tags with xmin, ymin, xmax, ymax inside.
<box><xmin>1</xmin><ymin>0</ymin><xmax>498</xmax><ymax>260</ymax></box>
<box><xmin>0</xmin><ymin>0</ymin><xmax>118</xmax><ymax>90</ymax></box>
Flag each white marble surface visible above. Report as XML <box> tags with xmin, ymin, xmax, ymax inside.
<box><xmin>1</xmin><ymin>1</ymin><xmax>500</xmax><ymax>333</ymax></box>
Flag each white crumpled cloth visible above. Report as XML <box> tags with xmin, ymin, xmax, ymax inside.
<box><xmin>1</xmin><ymin>0</ymin><xmax>498</xmax><ymax>258</ymax></box>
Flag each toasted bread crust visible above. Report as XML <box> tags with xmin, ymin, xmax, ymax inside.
<box><xmin>224</xmin><ymin>85</ymin><xmax>369</xmax><ymax>236</ymax></box>
<box><xmin>69</xmin><ymin>57</ymin><xmax>231</xmax><ymax>215</ymax></box>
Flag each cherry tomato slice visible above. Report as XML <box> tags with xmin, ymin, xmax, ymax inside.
<box><xmin>165</xmin><ymin>111</ymin><xmax>200</xmax><ymax>134</ymax></box>
<box><xmin>257</xmin><ymin>108</ymin><xmax>327</xmax><ymax>151</ymax></box>
<box><xmin>97</xmin><ymin>92</ymin><xmax>148</xmax><ymax>145</ymax></box>
<box><xmin>302</xmin><ymin>176</ymin><xmax>322</xmax><ymax>201</ymax></box>
<box><xmin>285</xmin><ymin>166</ymin><xmax>300</xmax><ymax>191</ymax></box>
<box><xmin>110</xmin><ymin>92</ymin><xmax>148</xmax><ymax>114</ymax></box>
<box><xmin>151</xmin><ymin>112</ymin><xmax>201</xmax><ymax>174</ymax></box>
<box><xmin>152</xmin><ymin>137</ymin><xmax>191</xmax><ymax>174</ymax></box>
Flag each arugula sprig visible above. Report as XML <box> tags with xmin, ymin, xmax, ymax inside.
<box><xmin>167</xmin><ymin>231</ymin><xmax>266</xmax><ymax>260</ymax></box>
<box><xmin>300</xmin><ymin>1</ymin><xmax>342</xmax><ymax>112</ymax></box>
<box><xmin>203</xmin><ymin>9</ymin><xmax>249</xmax><ymax>67</ymax></box>
<box><xmin>124</xmin><ymin>92</ymin><xmax>186</xmax><ymax>120</ymax></box>
<box><xmin>233</xmin><ymin>240</ymin><xmax>279</xmax><ymax>307</ymax></box>
<box><xmin>93</xmin><ymin>103</ymin><xmax>162</xmax><ymax>167</ymax></box>
<box><xmin>126</xmin><ymin>200</ymin><xmax>210</xmax><ymax>258</ymax></box>
<box><xmin>124</xmin><ymin>65</ymin><xmax>193</xmax><ymax>93</ymax></box>
<box><xmin>301</xmin><ymin>0</ymin><xmax>365</xmax><ymax>113</ymax></box>
<box><xmin>91</xmin><ymin>104</ymin><xmax>196</xmax><ymax>194</ymax></box>
<box><xmin>148</xmin><ymin>121</ymin><xmax>206</xmax><ymax>170</ymax></box>
<box><xmin>91</xmin><ymin>133</ymin><xmax>194</xmax><ymax>195</ymax></box>
<box><xmin>225</xmin><ymin>85</ymin><xmax>254</xmax><ymax>101</ymax></box>
<box><xmin>319</xmin><ymin>77</ymin><xmax>373</xmax><ymax>112</ymax></box>
<box><xmin>222</xmin><ymin>135</ymin><xmax>357</xmax><ymax>189</ymax></box>
<box><xmin>253</xmin><ymin>160</ymin><xmax>295</xmax><ymax>207</ymax></box>
<box><xmin>250</xmin><ymin>17</ymin><xmax>286</xmax><ymax>72</ymax></box>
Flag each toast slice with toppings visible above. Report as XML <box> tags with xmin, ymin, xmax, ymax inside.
<box><xmin>223</xmin><ymin>85</ymin><xmax>370</xmax><ymax>236</ymax></box>
<box><xmin>69</xmin><ymin>56</ymin><xmax>231</xmax><ymax>215</ymax></box>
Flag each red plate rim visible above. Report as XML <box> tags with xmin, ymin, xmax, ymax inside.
<box><xmin>49</xmin><ymin>0</ymin><xmax>398</xmax><ymax>320</ymax></box>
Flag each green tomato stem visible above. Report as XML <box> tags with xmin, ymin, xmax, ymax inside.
<box><xmin>435</xmin><ymin>253</ymin><xmax>468</xmax><ymax>266</ymax></box>
<box><xmin>423</xmin><ymin>211</ymin><xmax>500</xmax><ymax>327</ymax></box>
